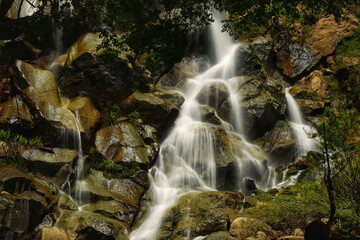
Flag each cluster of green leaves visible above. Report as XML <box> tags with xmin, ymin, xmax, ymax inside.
<box><xmin>89</xmin><ymin>158</ymin><xmax>141</xmax><ymax>178</ymax></box>
<box><xmin>100</xmin><ymin>104</ymin><xmax>122</xmax><ymax>126</ymax></box>
<box><xmin>242</xmin><ymin>182</ymin><xmax>329</xmax><ymax>231</ymax></box>
<box><xmin>0</xmin><ymin>129</ymin><xmax>41</xmax><ymax>170</ymax></box>
<box><xmin>0</xmin><ymin>129</ymin><xmax>42</xmax><ymax>147</ymax></box>
<box><xmin>127</xmin><ymin>110</ymin><xmax>142</xmax><ymax>128</ymax></box>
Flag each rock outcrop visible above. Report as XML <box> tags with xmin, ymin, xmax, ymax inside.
<box><xmin>277</xmin><ymin>14</ymin><xmax>359</xmax><ymax>78</ymax></box>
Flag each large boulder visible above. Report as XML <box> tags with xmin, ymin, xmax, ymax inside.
<box><xmin>276</xmin><ymin>14</ymin><xmax>359</xmax><ymax>78</ymax></box>
<box><xmin>94</xmin><ymin>122</ymin><xmax>154</xmax><ymax>164</ymax></box>
<box><xmin>157</xmin><ymin>191</ymin><xmax>243</xmax><ymax>240</ymax></box>
<box><xmin>121</xmin><ymin>90</ymin><xmax>184</xmax><ymax>132</ymax></box>
<box><xmin>229</xmin><ymin>217</ymin><xmax>275</xmax><ymax>240</ymax></box>
<box><xmin>211</xmin><ymin>127</ymin><xmax>269</xmax><ymax>191</ymax></box>
<box><xmin>234</xmin><ymin>45</ymin><xmax>262</xmax><ymax>76</ymax></box>
<box><xmin>159</xmin><ymin>55</ymin><xmax>211</xmax><ymax>87</ymax></box>
<box><xmin>255</xmin><ymin>120</ymin><xmax>296</xmax><ymax>166</ymax></box>
<box><xmin>21</xmin><ymin>148</ymin><xmax>77</xmax><ymax>176</ymax></box>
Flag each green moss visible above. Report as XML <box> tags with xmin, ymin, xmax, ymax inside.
<box><xmin>242</xmin><ymin>182</ymin><xmax>329</xmax><ymax>231</ymax></box>
<box><xmin>87</xmin><ymin>158</ymin><xmax>141</xmax><ymax>178</ymax></box>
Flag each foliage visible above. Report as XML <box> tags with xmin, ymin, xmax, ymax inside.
<box><xmin>100</xmin><ymin>104</ymin><xmax>122</xmax><ymax>126</ymax></box>
<box><xmin>333</xmin><ymin>27</ymin><xmax>360</xmax><ymax>109</ymax></box>
<box><xmin>89</xmin><ymin>158</ymin><xmax>141</xmax><ymax>178</ymax></box>
<box><xmin>0</xmin><ymin>129</ymin><xmax>42</xmax><ymax>147</ymax></box>
<box><xmin>242</xmin><ymin>182</ymin><xmax>329</xmax><ymax>232</ymax></box>
<box><xmin>223</xmin><ymin>0</ymin><xmax>360</xmax><ymax>39</ymax></box>
<box><xmin>336</xmin><ymin>26</ymin><xmax>360</xmax><ymax>58</ymax></box>
<box><xmin>0</xmin><ymin>129</ymin><xmax>41</xmax><ymax>170</ymax></box>
<box><xmin>127</xmin><ymin>110</ymin><xmax>142</xmax><ymax>129</ymax></box>
<box><xmin>316</xmin><ymin>107</ymin><xmax>360</xmax><ymax>217</ymax></box>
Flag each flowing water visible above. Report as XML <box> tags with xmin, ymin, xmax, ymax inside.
<box><xmin>130</xmin><ymin>14</ymin><xmax>274</xmax><ymax>240</ymax></box>
<box><xmin>285</xmin><ymin>88</ymin><xmax>318</xmax><ymax>157</ymax></box>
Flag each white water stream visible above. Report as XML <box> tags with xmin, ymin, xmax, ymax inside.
<box><xmin>285</xmin><ymin>88</ymin><xmax>318</xmax><ymax>157</ymax></box>
<box><xmin>130</xmin><ymin>14</ymin><xmax>274</xmax><ymax>240</ymax></box>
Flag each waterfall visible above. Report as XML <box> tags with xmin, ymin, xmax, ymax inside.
<box><xmin>73</xmin><ymin>110</ymin><xmax>87</xmax><ymax>207</ymax></box>
<box><xmin>130</xmin><ymin>13</ymin><xmax>274</xmax><ymax>240</ymax></box>
<box><xmin>285</xmin><ymin>88</ymin><xmax>318</xmax><ymax>157</ymax></box>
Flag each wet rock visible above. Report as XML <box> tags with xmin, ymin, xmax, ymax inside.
<box><xmin>157</xmin><ymin>191</ymin><xmax>243</xmax><ymax>240</ymax></box>
<box><xmin>159</xmin><ymin>55</ymin><xmax>211</xmax><ymax>87</ymax></box>
<box><xmin>250</xmin><ymin>37</ymin><xmax>281</xmax><ymax>79</ymax></box>
<box><xmin>229</xmin><ymin>217</ymin><xmax>274</xmax><ymax>240</ymax></box>
<box><xmin>241</xmin><ymin>92</ymin><xmax>284</xmax><ymax>140</ymax></box>
<box><xmin>255</xmin><ymin>120</ymin><xmax>296</xmax><ymax>166</ymax></box>
<box><xmin>288</xmin><ymin>85</ymin><xmax>326</xmax><ymax>117</ymax></box>
<box><xmin>58</xmin><ymin>33</ymin><xmax>152</xmax><ymax>110</ymax></box>
<box><xmin>67</xmin><ymin>96</ymin><xmax>101</xmax><ymax>137</ymax></box>
<box><xmin>234</xmin><ymin>45</ymin><xmax>261</xmax><ymax>76</ymax></box>
<box><xmin>76</xmin><ymin>227</ymin><xmax>117</xmax><ymax>240</ymax></box>
<box><xmin>197</xmin><ymin>82</ymin><xmax>230</xmax><ymax>109</ymax></box>
<box><xmin>0</xmin><ymin>96</ymin><xmax>33</xmax><ymax>127</ymax></box>
<box><xmin>21</xmin><ymin>148</ymin><xmax>77</xmax><ymax>176</ymax></box>
<box><xmin>94</xmin><ymin>123</ymin><xmax>149</xmax><ymax>164</ymax></box>
<box><xmin>121</xmin><ymin>90</ymin><xmax>184</xmax><ymax>132</ymax></box>
<box><xmin>75</xmin><ymin>169</ymin><xmax>148</xmax><ymax>226</ymax></box>
<box><xmin>16</xmin><ymin>60</ymin><xmax>78</xmax><ymax>131</ymax></box>
<box><xmin>216</xmin><ymin>74</ymin><xmax>285</xmax><ymax>140</ymax></box>
<box><xmin>54</xmin><ymin>210</ymin><xmax>129</xmax><ymax>240</ymax></box>
<box><xmin>276</xmin><ymin>43</ymin><xmax>314</xmax><ymax>78</ymax></box>
<box><xmin>0</xmin><ymin>167</ymin><xmax>58</xmax><ymax>240</ymax></box>
<box><xmin>296</xmin><ymin>99</ymin><xmax>326</xmax><ymax>116</ymax></box>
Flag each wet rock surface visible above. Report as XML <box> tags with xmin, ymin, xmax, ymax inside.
<box><xmin>157</xmin><ymin>191</ymin><xmax>243</xmax><ymax>240</ymax></box>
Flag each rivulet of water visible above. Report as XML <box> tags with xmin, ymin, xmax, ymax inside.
<box><xmin>285</xmin><ymin>88</ymin><xmax>318</xmax><ymax>157</ymax></box>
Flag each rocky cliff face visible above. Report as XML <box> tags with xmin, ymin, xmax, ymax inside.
<box><xmin>0</xmin><ymin>12</ymin><xmax>358</xmax><ymax>240</ymax></box>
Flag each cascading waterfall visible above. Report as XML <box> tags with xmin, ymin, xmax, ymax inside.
<box><xmin>73</xmin><ymin>110</ymin><xmax>87</xmax><ymax>207</ymax></box>
<box><xmin>285</xmin><ymin>88</ymin><xmax>318</xmax><ymax>157</ymax></box>
<box><xmin>130</xmin><ymin>14</ymin><xmax>274</xmax><ymax>240</ymax></box>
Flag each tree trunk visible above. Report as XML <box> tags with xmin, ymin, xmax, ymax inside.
<box><xmin>323</xmin><ymin>123</ymin><xmax>336</xmax><ymax>227</ymax></box>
